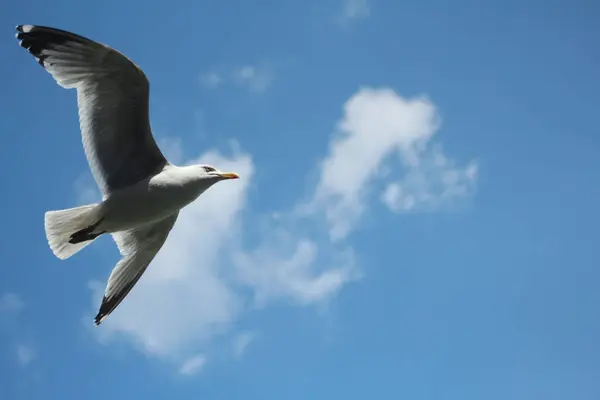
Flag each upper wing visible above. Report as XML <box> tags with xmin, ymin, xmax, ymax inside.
<box><xmin>94</xmin><ymin>213</ymin><xmax>178</xmax><ymax>326</ymax></box>
<box><xmin>16</xmin><ymin>25</ymin><xmax>168</xmax><ymax>194</ymax></box>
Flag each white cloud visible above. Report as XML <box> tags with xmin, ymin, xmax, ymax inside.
<box><xmin>16</xmin><ymin>344</ymin><xmax>35</xmax><ymax>366</ymax></box>
<box><xmin>73</xmin><ymin>172</ymin><xmax>101</xmax><ymax>205</ymax></box>
<box><xmin>85</xmin><ymin>86</ymin><xmax>476</xmax><ymax>369</ymax></box>
<box><xmin>234</xmin><ymin>238</ymin><xmax>356</xmax><ymax>308</ymax></box>
<box><xmin>92</xmin><ymin>150</ymin><xmax>253</xmax><ymax>358</ymax></box>
<box><xmin>179</xmin><ymin>354</ymin><xmax>206</xmax><ymax>375</ymax></box>
<box><xmin>381</xmin><ymin>147</ymin><xmax>478</xmax><ymax>213</ymax></box>
<box><xmin>157</xmin><ymin>136</ymin><xmax>184</xmax><ymax>165</ymax></box>
<box><xmin>199</xmin><ymin>72</ymin><xmax>222</xmax><ymax>88</ymax></box>
<box><xmin>0</xmin><ymin>293</ymin><xmax>24</xmax><ymax>314</ymax></box>
<box><xmin>89</xmin><ymin>145</ymin><xmax>356</xmax><ymax>363</ymax></box>
<box><xmin>233</xmin><ymin>331</ymin><xmax>255</xmax><ymax>357</ymax></box>
<box><xmin>233</xmin><ymin>65</ymin><xmax>273</xmax><ymax>93</ymax></box>
<box><xmin>336</xmin><ymin>0</ymin><xmax>370</xmax><ymax>25</ymax></box>
<box><xmin>309</xmin><ymin>87</ymin><xmax>477</xmax><ymax>240</ymax></box>
<box><xmin>199</xmin><ymin>65</ymin><xmax>274</xmax><ymax>93</ymax></box>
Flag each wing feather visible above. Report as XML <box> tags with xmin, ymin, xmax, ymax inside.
<box><xmin>16</xmin><ymin>24</ymin><xmax>167</xmax><ymax>194</ymax></box>
<box><xmin>94</xmin><ymin>213</ymin><xmax>178</xmax><ymax>325</ymax></box>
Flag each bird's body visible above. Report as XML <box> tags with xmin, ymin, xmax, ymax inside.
<box><xmin>15</xmin><ymin>24</ymin><xmax>240</xmax><ymax>325</ymax></box>
<box><xmin>86</xmin><ymin>164</ymin><xmax>219</xmax><ymax>235</ymax></box>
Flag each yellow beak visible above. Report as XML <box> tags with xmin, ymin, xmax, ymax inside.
<box><xmin>219</xmin><ymin>172</ymin><xmax>240</xmax><ymax>180</ymax></box>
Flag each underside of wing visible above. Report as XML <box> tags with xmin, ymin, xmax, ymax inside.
<box><xmin>15</xmin><ymin>25</ymin><xmax>168</xmax><ymax>194</ymax></box>
<box><xmin>95</xmin><ymin>214</ymin><xmax>178</xmax><ymax>326</ymax></box>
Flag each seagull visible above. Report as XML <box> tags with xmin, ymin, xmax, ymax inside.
<box><xmin>15</xmin><ymin>25</ymin><xmax>240</xmax><ymax>326</ymax></box>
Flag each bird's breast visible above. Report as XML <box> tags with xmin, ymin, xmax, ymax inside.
<box><xmin>98</xmin><ymin>174</ymin><xmax>207</xmax><ymax>232</ymax></box>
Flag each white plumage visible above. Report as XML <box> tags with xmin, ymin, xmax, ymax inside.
<box><xmin>16</xmin><ymin>25</ymin><xmax>240</xmax><ymax>325</ymax></box>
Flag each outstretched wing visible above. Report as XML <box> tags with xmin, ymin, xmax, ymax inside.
<box><xmin>16</xmin><ymin>25</ymin><xmax>168</xmax><ymax>195</ymax></box>
<box><xmin>94</xmin><ymin>213</ymin><xmax>178</xmax><ymax>326</ymax></box>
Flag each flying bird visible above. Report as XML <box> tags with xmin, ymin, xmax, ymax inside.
<box><xmin>15</xmin><ymin>25</ymin><xmax>240</xmax><ymax>326</ymax></box>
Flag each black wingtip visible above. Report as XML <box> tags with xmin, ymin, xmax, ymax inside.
<box><xmin>94</xmin><ymin>311</ymin><xmax>105</xmax><ymax>326</ymax></box>
<box><xmin>15</xmin><ymin>25</ymin><xmax>26</xmax><ymax>42</ymax></box>
<box><xmin>15</xmin><ymin>24</ymin><xmax>34</xmax><ymax>37</ymax></box>
<box><xmin>94</xmin><ymin>296</ymin><xmax>111</xmax><ymax>326</ymax></box>
<box><xmin>14</xmin><ymin>24</ymin><xmax>67</xmax><ymax>66</ymax></box>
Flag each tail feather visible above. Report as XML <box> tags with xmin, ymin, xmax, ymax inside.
<box><xmin>44</xmin><ymin>204</ymin><xmax>100</xmax><ymax>260</ymax></box>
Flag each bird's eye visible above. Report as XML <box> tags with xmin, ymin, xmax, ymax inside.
<box><xmin>203</xmin><ymin>166</ymin><xmax>216</xmax><ymax>173</ymax></box>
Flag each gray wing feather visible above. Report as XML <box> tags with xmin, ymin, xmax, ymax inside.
<box><xmin>94</xmin><ymin>213</ymin><xmax>178</xmax><ymax>325</ymax></box>
<box><xmin>16</xmin><ymin>25</ymin><xmax>167</xmax><ymax>194</ymax></box>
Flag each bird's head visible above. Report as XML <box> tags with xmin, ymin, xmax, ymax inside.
<box><xmin>197</xmin><ymin>164</ymin><xmax>240</xmax><ymax>181</ymax></box>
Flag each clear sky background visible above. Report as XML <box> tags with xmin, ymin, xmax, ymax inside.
<box><xmin>1</xmin><ymin>0</ymin><xmax>599</xmax><ymax>399</ymax></box>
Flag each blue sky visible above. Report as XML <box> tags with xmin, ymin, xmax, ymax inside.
<box><xmin>1</xmin><ymin>0</ymin><xmax>599</xmax><ymax>398</ymax></box>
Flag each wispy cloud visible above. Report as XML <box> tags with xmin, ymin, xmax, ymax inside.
<box><xmin>73</xmin><ymin>172</ymin><xmax>101</xmax><ymax>205</ymax></box>
<box><xmin>307</xmin><ymin>87</ymin><xmax>478</xmax><ymax>240</ymax></box>
<box><xmin>90</xmin><ymin>150</ymin><xmax>253</xmax><ymax>359</ymax></box>
<box><xmin>89</xmin><ymin>145</ymin><xmax>355</xmax><ymax>362</ymax></box>
<box><xmin>85</xmin><ymin>86</ymin><xmax>476</xmax><ymax>370</ymax></box>
<box><xmin>381</xmin><ymin>147</ymin><xmax>478</xmax><ymax>213</ymax></box>
<box><xmin>16</xmin><ymin>344</ymin><xmax>35</xmax><ymax>366</ymax></box>
<box><xmin>199</xmin><ymin>64</ymin><xmax>274</xmax><ymax>93</ymax></box>
<box><xmin>199</xmin><ymin>72</ymin><xmax>222</xmax><ymax>88</ymax></box>
<box><xmin>179</xmin><ymin>354</ymin><xmax>206</xmax><ymax>375</ymax></box>
<box><xmin>336</xmin><ymin>0</ymin><xmax>370</xmax><ymax>25</ymax></box>
<box><xmin>157</xmin><ymin>136</ymin><xmax>184</xmax><ymax>165</ymax></box>
<box><xmin>0</xmin><ymin>292</ymin><xmax>24</xmax><ymax>314</ymax></box>
<box><xmin>234</xmin><ymin>238</ymin><xmax>356</xmax><ymax>308</ymax></box>
<box><xmin>1</xmin><ymin>294</ymin><xmax>34</xmax><ymax>367</ymax></box>
<box><xmin>233</xmin><ymin>331</ymin><xmax>256</xmax><ymax>357</ymax></box>
<box><xmin>233</xmin><ymin>65</ymin><xmax>274</xmax><ymax>93</ymax></box>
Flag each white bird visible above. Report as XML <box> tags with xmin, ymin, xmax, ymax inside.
<box><xmin>15</xmin><ymin>25</ymin><xmax>240</xmax><ymax>326</ymax></box>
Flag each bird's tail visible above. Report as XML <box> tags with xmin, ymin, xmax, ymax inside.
<box><xmin>44</xmin><ymin>204</ymin><xmax>102</xmax><ymax>260</ymax></box>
